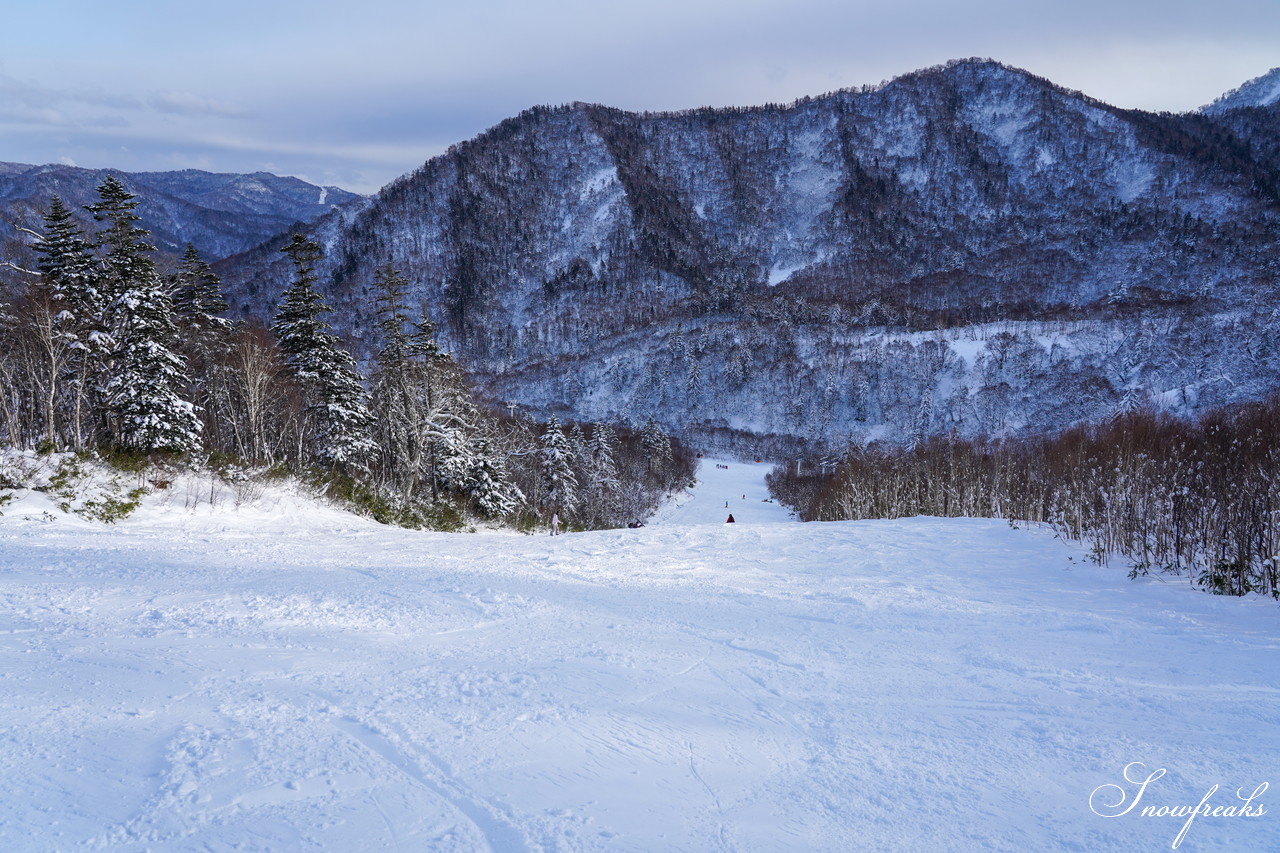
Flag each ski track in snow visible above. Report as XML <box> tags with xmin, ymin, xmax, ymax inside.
<box><xmin>1</xmin><ymin>460</ymin><xmax>1278</xmax><ymax>851</ymax></box>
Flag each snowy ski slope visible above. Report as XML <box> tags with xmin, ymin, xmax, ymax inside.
<box><xmin>0</xmin><ymin>463</ymin><xmax>1277</xmax><ymax>851</ymax></box>
<box><xmin>649</xmin><ymin>458</ymin><xmax>794</xmax><ymax>526</ymax></box>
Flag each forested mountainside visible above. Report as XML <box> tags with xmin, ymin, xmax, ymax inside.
<box><xmin>0</xmin><ymin>164</ymin><xmax>362</xmax><ymax>262</ymax></box>
<box><xmin>219</xmin><ymin>59</ymin><xmax>1280</xmax><ymax>451</ymax></box>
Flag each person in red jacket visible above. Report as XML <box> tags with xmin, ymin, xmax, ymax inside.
<box><xmin>726</xmin><ymin>514</ymin><xmax>735</xmax><ymax>523</ymax></box>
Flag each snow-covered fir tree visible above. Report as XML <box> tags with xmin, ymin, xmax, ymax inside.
<box><xmin>87</xmin><ymin>177</ymin><xmax>153</xmax><ymax>305</ymax></box>
<box><xmin>87</xmin><ymin>178</ymin><xmax>202</xmax><ymax>453</ymax></box>
<box><xmin>410</xmin><ymin>322</ymin><xmax>476</xmax><ymax>499</ymax></box>
<box><xmin>369</xmin><ymin>265</ymin><xmax>427</xmax><ymax>495</ymax></box>
<box><xmin>580</xmin><ymin>422</ymin><xmax>623</xmax><ymax>525</ymax></box>
<box><xmin>32</xmin><ymin>195</ymin><xmax>105</xmax><ymax>449</ymax></box>
<box><xmin>640</xmin><ymin>417</ymin><xmax>672</xmax><ymax>466</ymax></box>
<box><xmin>171</xmin><ymin>244</ymin><xmax>231</xmax><ymax>341</ymax></box>
<box><xmin>540</xmin><ymin>416</ymin><xmax>578</xmax><ymax>516</ymax></box>
<box><xmin>272</xmin><ymin>234</ymin><xmax>375</xmax><ymax>472</ymax></box>
<box><xmin>464</xmin><ymin>437</ymin><xmax>523</xmax><ymax>518</ymax></box>
<box><xmin>170</xmin><ymin>244</ymin><xmax>233</xmax><ymax>451</ymax></box>
<box><xmin>567</xmin><ymin>423</ymin><xmax>588</xmax><ymax>476</ymax></box>
<box><xmin>34</xmin><ymin>195</ymin><xmax>100</xmax><ymax>319</ymax></box>
<box><xmin>106</xmin><ymin>282</ymin><xmax>203</xmax><ymax>453</ymax></box>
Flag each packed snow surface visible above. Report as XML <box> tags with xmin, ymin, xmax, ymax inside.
<box><xmin>1</xmin><ymin>462</ymin><xmax>1277</xmax><ymax>851</ymax></box>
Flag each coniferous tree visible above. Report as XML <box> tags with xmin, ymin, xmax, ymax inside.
<box><xmin>540</xmin><ymin>416</ymin><xmax>578</xmax><ymax>517</ymax></box>
<box><xmin>272</xmin><ymin>234</ymin><xmax>375</xmax><ymax>472</ymax></box>
<box><xmin>34</xmin><ymin>195</ymin><xmax>100</xmax><ymax>315</ymax></box>
<box><xmin>581</xmin><ymin>422</ymin><xmax>623</xmax><ymax>526</ymax></box>
<box><xmin>404</xmin><ymin>305</ymin><xmax>478</xmax><ymax>500</ymax></box>
<box><xmin>171</xmin><ymin>244</ymin><xmax>230</xmax><ymax>339</ymax></box>
<box><xmin>107</xmin><ymin>280</ymin><xmax>203</xmax><ymax>453</ymax></box>
<box><xmin>32</xmin><ymin>195</ymin><xmax>102</xmax><ymax>449</ymax></box>
<box><xmin>568</xmin><ymin>422</ymin><xmax>588</xmax><ymax>461</ymax></box>
<box><xmin>641</xmin><ymin>417</ymin><xmax>672</xmax><ymax>467</ymax></box>
<box><xmin>417</xmin><ymin>327</ymin><xmax>476</xmax><ymax>500</ymax></box>
<box><xmin>171</xmin><ymin>244</ymin><xmax>232</xmax><ymax>452</ymax></box>
<box><xmin>567</xmin><ymin>422</ymin><xmax>591</xmax><ymax>504</ymax></box>
<box><xmin>87</xmin><ymin>178</ymin><xmax>201</xmax><ymax>453</ymax></box>
<box><xmin>86</xmin><ymin>177</ymin><xmax>151</xmax><ymax>306</ymax></box>
<box><xmin>589</xmin><ymin>422</ymin><xmax>620</xmax><ymax>475</ymax></box>
<box><xmin>464</xmin><ymin>436</ymin><xmax>523</xmax><ymax>518</ymax></box>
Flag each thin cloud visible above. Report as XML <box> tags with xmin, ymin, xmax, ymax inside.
<box><xmin>149</xmin><ymin>91</ymin><xmax>252</xmax><ymax>119</ymax></box>
<box><xmin>0</xmin><ymin>104</ymin><xmax>75</xmax><ymax>126</ymax></box>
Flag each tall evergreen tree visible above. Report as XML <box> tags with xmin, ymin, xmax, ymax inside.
<box><xmin>171</xmin><ymin>244</ymin><xmax>230</xmax><ymax>339</ymax></box>
<box><xmin>86</xmin><ymin>176</ymin><xmax>152</xmax><ymax>306</ymax></box>
<box><xmin>641</xmin><ymin>417</ymin><xmax>672</xmax><ymax>467</ymax></box>
<box><xmin>106</xmin><ymin>281</ymin><xmax>203</xmax><ymax>453</ymax></box>
<box><xmin>272</xmin><ymin>234</ymin><xmax>375</xmax><ymax>471</ymax></box>
<box><xmin>581</xmin><ymin>422</ymin><xmax>623</xmax><ymax>525</ymax></box>
<box><xmin>588</xmin><ymin>422</ymin><xmax>620</xmax><ymax>469</ymax></box>
<box><xmin>83</xmin><ymin>179</ymin><xmax>201</xmax><ymax>453</ymax></box>
<box><xmin>77</xmin><ymin>178</ymin><xmax>203</xmax><ymax>453</ymax></box>
<box><xmin>465</xmin><ymin>436</ymin><xmax>523</xmax><ymax>518</ymax></box>
<box><xmin>412</xmin><ymin>312</ymin><xmax>475</xmax><ymax>501</ymax></box>
<box><xmin>540</xmin><ymin>416</ymin><xmax>578</xmax><ymax>516</ymax></box>
<box><xmin>34</xmin><ymin>195</ymin><xmax>99</xmax><ymax>316</ymax></box>
<box><xmin>170</xmin><ymin>244</ymin><xmax>232</xmax><ymax>452</ymax></box>
<box><xmin>31</xmin><ymin>195</ymin><xmax>103</xmax><ymax>449</ymax></box>
<box><xmin>568</xmin><ymin>423</ymin><xmax>588</xmax><ymax>460</ymax></box>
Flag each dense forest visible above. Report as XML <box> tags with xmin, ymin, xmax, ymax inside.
<box><xmin>0</xmin><ymin>179</ymin><xmax>694</xmax><ymax>531</ymax></box>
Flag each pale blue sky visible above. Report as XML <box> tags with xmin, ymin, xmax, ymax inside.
<box><xmin>3</xmin><ymin>0</ymin><xmax>1277</xmax><ymax>193</ymax></box>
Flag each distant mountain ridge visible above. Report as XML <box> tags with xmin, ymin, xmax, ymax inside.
<box><xmin>1201</xmin><ymin>67</ymin><xmax>1280</xmax><ymax>114</ymax></box>
<box><xmin>0</xmin><ymin>163</ymin><xmax>363</xmax><ymax>262</ymax></box>
<box><xmin>215</xmin><ymin>59</ymin><xmax>1280</xmax><ymax>451</ymax></box>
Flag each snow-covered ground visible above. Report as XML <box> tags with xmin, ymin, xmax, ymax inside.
<box><xmin>1</xmin><ymin>461</ymin><xmax>1277</xmax><ymax>851</ymax></box>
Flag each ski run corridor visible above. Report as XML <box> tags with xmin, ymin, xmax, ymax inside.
<box><xmin>1</xmin><ymin>458</ymin><xmax>1277</xmax><ymax>852</ymax></box>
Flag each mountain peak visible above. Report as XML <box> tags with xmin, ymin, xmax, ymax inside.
<box><xmin>1201</xmin><ymin>67</ymin><xmax>1280</xmax><ymax>114</ymax></box>
<box><xmin>883</xmin><ymin>58</ymin><xmax>1093</xmax><ymax>105</ymax></box>
<box><xmin>902</xmin><ymin>57</ymin><xmax>1036</xmax><ymax>84</ymax></box>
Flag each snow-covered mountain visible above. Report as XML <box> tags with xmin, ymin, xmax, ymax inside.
<box><xmin>1201</xmin><ymin>67</ymin><xmax>1280</xmax><ymax>113</ymax></box>
<box><xmin>219</xmin><ymin>59</ymin><xmax>1280</xmax><ymax>451</ymax></box>
<box><xmin>0</xmin><ymin>163</ymin><xmax>363</xmax><ymax>262</ymax></box>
